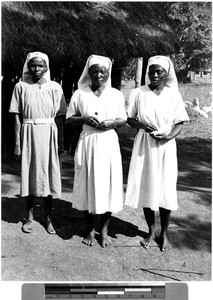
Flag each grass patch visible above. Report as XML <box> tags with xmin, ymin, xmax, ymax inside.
<box><xmin>119</xmin><ymin>81</ymin><xmax>212</xmax><ymax>173</ymax></box>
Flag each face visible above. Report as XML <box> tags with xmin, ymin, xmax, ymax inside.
<box><xmin>148</xmin><ymin>64</ymin><xmax>167</xmax><ymax>87</ymax></box>
<box><xmin>28</xmin><ymin>57</ymin><xmax>47</xmax><ymax>81</ymax></box>
<box><xmin>89</xmin><ymin>64</ymin><xmax>109</xmax><ymax>88</ymax></box>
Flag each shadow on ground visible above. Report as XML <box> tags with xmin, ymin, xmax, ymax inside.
<box><xmin>1</xmin><ymin>126</ymin><xmax>212</xmax><ymax>253</ymax></box>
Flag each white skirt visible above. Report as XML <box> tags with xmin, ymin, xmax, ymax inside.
<box><xmin>72</xmin><ymin>125</ymin><xmax>124</xmax><ymax>214</ymax></box>
<box><xmin>125</xmin><ymin>130</ymin><xmax>178</xmax><ymax>211</ymax></box>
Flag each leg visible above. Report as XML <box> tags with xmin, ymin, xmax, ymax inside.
<box><xmin>22</xmin><ymin>195</ymin><xmax>34</xmax><ymax>233</ymax></box>
<box><xmin>44</xmin><ymin>195</ymin><xmax>56</xmax><ymax>234</ymax></box>
<box><xmin>141</xmin><ymin>207</ymin><xmax>155</xmax><ymax>249</ymax></box>
<box><xmin>100</xmin><ymin>212</ymin><xmax>112</xmax><ymax>248</ymax></box>
<box><xmin>83</xmin><ymin>211</ymin><xmax>95</xmax><ymax>246</ymax></box>
<box><xmin>159</xmin><ymin>207</ymin><xmax>171</xmax><ymax>252</ymax></box>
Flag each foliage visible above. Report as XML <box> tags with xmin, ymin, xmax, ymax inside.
<box><xmin>122</xmin><ymin>2</ymin><xmax>212</xmax><ymax>83</ymax></box>
<box><xmin>122</xmin><ymin>59</ymin><xmax>137</xmax><ymax>82</ymax></box>
<box><xmin>165</xmin><ymin>2</ymin><xmax>212</xmax><ymax>72</ymax></box>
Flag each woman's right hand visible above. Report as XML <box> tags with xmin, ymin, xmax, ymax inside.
<box><xmin>145</xmin><ymin>123</ymin><xmax>158</xmax><ymax>133</ymax></box>
<box><xmin>127</xmin><ymin>118</ymin><xmax>157</xmax><ymax>132</ymax></box>
<box><xmin>83</xmin><ymin>116</ymin><xmax>99</xmax><ymax>128</ymax></box>
<box><xmin>14</xmin><ymin>144</ymin><xmax>21</xmax><ymax>160</ymax></box>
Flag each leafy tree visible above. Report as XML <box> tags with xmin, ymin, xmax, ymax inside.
<box><xmin>164</xmin><ymin>2</ymin><xmax>212</xmax><ymax>76</ymax></box>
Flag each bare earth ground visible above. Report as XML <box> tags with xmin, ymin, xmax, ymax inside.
<box><xmin>1</xmin><ymin>132</ymin><xmax>211</xmax><ymax>282</ymax></box>
<box><xmin>1</xmin><ymin>81</ymin><xmax>212</xmax><ymax>282</ymax></box>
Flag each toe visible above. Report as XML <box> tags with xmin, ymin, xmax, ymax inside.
<box><xmin>46</xmin><ymin>223</ymin><xmax>56</xmax><ymax>234</ymax></box>
<box><xmin>22</xmin><ymin>221</ymin><xmax>33</xmax><ymax>233</ymax></box>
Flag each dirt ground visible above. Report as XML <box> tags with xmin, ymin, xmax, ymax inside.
<box><xmin>1</xmin><ymin>123</ymin><xmax>211</xmax><ymax>282</ymax></box>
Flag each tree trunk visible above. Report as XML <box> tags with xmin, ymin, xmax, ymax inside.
<box><xmin>141</xmin><ymin>57</ymin><xmax>148</xmax><ymax>85</ymax></box>
<box><xmin>135</xmin><ymin>57</ymin><xmax>143</xmax><ymax>88</ymax></box>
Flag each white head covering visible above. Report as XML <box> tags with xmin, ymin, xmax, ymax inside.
<box><xmin>22</xmin><ymin>51</ymin><xmax>50</xmax><ymax>82</ymax></box>
<box><xmin>145</xmin><ymin>55</ymin><xmax>178</xmax><ymax>90</ymax></box>
<box><xmin>78</xmin><ymin>54</ymin><xmax>112</xmax><ymax>90</ymax></box>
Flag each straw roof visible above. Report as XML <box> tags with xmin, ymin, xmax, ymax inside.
<box><xmin>2</xmin><ymin>1</ymin><xmax>179</xmax><ymax>75</ymax></box>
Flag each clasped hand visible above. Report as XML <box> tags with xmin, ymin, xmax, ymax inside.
<box><xmin>144</xmin><ymin>124</ymin><xmax>170</xmax><ymax>141</ymax></box>
<box><xmin>84</xmin><ymin>116</ymin><xmax>100</xmax><ymax>127</ymax></box>
<box><xmin>84</xmin><ymin>116</ymin><xmax>115</xmax><ymax>130</ymax></box>
<box><xmin>149</xmin><ymin>131</ymin><xmax>170</xmax><ymax>141</ymax></box>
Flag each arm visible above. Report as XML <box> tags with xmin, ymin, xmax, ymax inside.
<box><xmin>55</xmin><ymin>115</ymin><xmax>65</xmax><ymax>154</ymax></box>
<box><xmin>167</xmin><ymin>122</ymin><xmax>184</xmax><ymax>140</ymax></box>
<box><xmin>150</xmin><ymin>122</ymin><xmax>184</xmax><ymax>141</ymax></box>
<box><xmin>98</xmin><ymin>118</ymin><xmax>126</xmax><ymax>130</ymax></box>
<box><xmin>127</xmin><ymin>117</ymin><xmax>158</xmax><ymax>132</ymax></box>
<box><xmin>67</xmin><ymin>116</ymin><xmax>126</xmax><ymax>130</ymax></box>
<box><xmin>66</xmin><ymin>115</ymin><xmax>99</xmax><ymax>127</ymax></box>
<box><xmin>66</xmin><ymin>90</ymin><xmax>100</xmax><ymax>128</ymax></box>
<box><xmin>14</xmin><ymin>113</ymin><xmax>21</xmax><ymax>159</ymax></box>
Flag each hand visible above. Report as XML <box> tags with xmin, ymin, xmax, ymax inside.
<box><xmin>84</xmin><ymin>116</ymin><xmax>99</xmax><ymax>128</ymax></box>
<box><xmin>14</xmin><ymin>145</ymin><xmax>21</xmax><ymax>160</ymax></box>
<box><xmin>145</xmin><ymin>123</ymin><xmax>158</xmax><ymax>133</ymax></box>
<box><xmin>149</xmin><ymin>132</ymin><xmax>170</xmax><ymax>141</ymax></box>
<box><xmin>98</xmin><ymin>120</ymin><xmax>115</xmax><ymax>130</ymax></box>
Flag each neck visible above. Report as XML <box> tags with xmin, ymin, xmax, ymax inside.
<box><xmin>149</xmin><ymin>82</ymin><xmax>165</xmax><ymax>90</ymax></box>
<box><xmin>149</xmin><ymin>82</ymin><xmax>166</xmax><ymax>93</ymax></box>
<box><xmin>32</xmin><ymin>78</ymin><xmax>39</xmax><ymax>83</ymax></box>
<box><xmin>31</xmin><ymin>76</ymin><xmax>46</xmax><ymax>84</ymax></box>
<box><xmin>90</xmin><ymin>83</ymin><xmax>105</xmax><ymax>92</ymax></box>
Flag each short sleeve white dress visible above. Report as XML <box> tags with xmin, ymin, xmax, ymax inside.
<box><xmin>125</xmin><ymin>85</ymin><xmax>189</xmax><ymax>211</ymax></box>
<box><xmin>66</xmin><ymin>85</ymin><xmax>127</xmax><ymax>214</ymax></box>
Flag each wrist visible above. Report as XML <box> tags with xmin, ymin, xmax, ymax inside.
<box><xmin>112</xmin><ymin>120</ymin><xmax>117</xmax><ymax>129</ymax></box>
<box><xmin>81</xmin><ymin>116</ymin><xmax>86</xmax><ymax>125</ymax></box>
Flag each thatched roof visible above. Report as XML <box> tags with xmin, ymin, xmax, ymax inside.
<box><xmin>2</xmin><ymin>1</ymin><xmax>179</xmax><ymax>75</ymax></box>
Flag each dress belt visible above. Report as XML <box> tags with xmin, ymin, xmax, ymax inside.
<box><xmin>23</xmin><ymin>118</ymin><xmax>55</xmax><ymax>124</ymax></box>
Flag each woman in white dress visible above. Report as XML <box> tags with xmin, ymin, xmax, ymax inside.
<box><xmin>9</xmin><ymin>52</ymin><xmax>67</xmax><ymax>234</ymax></box>
<box><xmin>125</xmin><ymin>55</ymin><xmax>189</xmax><ymax>252</ymax></box>
<box><xmin>66</xmin><ymin>55</ymin><xmax>126</xmax><ymax>247</ymax></box>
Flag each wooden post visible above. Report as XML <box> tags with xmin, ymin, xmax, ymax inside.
<box><xmin>135</xmin><ymin>57</ymin><xmax>143</xmax><ymax>88</ymax></box>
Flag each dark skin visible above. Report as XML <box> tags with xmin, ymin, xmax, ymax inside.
<box><xmin>14</xmin><ymin>57</ymin><xmax>55</xmax><ymax>234</ymax></box>
<box><xmin>28</xmin><ymin>57</ymin><xmax>48</xmax><ymax>83</ymax></box>
<box><xmin>67</xmin><ymin>64</ymin><xmax>126</xmax><ymax>131</ymax></box>
<box><xmin>128</xmin><ymin>64</ymin><xmax>183</xmax><ymax>252</ymax></box>
<box><xmin>67</xmin><ymin>64</ymin><xmax>126</xmax><ymax>247</ymax></box>
<box><xmin>14</xmin><ymin>58</ymin><xmax>48</xmax><ymax>160</ymax></box>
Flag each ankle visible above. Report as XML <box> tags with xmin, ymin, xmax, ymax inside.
<box><xmin>45</xmin><ymin>217</ymin><xmax>52</xmax><ymax>224</ymax></box>
<box><xmin>160</xmin><ymin>230</ymin><xmax>168</xmax><ymax>239</ymax></box>
<box><xmin>148</xmin><ymin>227</ymin><xmax>155</xmax><ymax>236</ymax></box>
<box><xmin>26</xmin><ymin>219</ymin><xmax>33</xmax><ymax>223</ymax></box>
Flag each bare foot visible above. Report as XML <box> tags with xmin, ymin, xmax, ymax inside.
<box><xmin>82</xmin><ymin>230</ymin><xmax>95</xmax><ymax>247</ymax></box>
<box><xmin>22</xmin><ymin>220</ymin><xmax>33</xmax><ymax>233</ymax></box>
<box><xmin>101</xmin><ymin>233</ymin><xmax>113</xmax><ymax>248</ymax></box>
<box><xmin>160</xmin><ymin>235</ymin><xmax>171</xmax><ymax>252</ymax></box>
<box><xmin>140</xmin><ymin>233</ymin><xmax>155</xmax><ymax>249</ymax></box>
<box><xmin>46</xmin><ymin>221</ymin><xmax>56</xmax><ymax>235</ymax></box>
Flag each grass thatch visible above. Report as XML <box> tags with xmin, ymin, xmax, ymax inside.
<box><xmin>2</xmin><ymin>1</ymin><xmax>179</xmax><ymax>75</ymax></box>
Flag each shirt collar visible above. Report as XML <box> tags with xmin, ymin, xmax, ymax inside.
<box><xmin>25</xmin><ymin>77</ymin><xmax>47</xmax><ymax>85</ymax></box>
<box><xmin>89</xmin><ymin>83</ymin><xmax>106</xmax><ymax>97</ymax></box>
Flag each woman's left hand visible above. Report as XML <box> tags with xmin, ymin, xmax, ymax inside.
<box><xmin>98</xmin><ymin>120</ymin><xmax>115</xmax><ymax>130</ymax></box>
<box><xmin>149</xmin><ymin>122</ymin><xmax>184</xmax><ymax>142</ymax></box>
<box><xmin>149</xmin><ymin>132</ymin><xmax>171</xmax><ymax>141</ymax></box>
